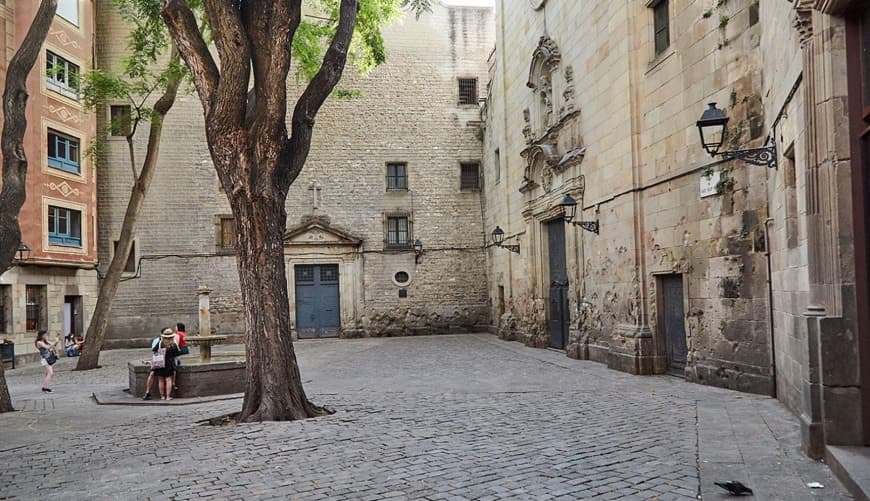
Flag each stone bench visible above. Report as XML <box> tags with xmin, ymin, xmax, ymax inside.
<box><xmin>128</xmin><ymin>360</ymin><xmax>246</xmax><ymax>398</ymax></box>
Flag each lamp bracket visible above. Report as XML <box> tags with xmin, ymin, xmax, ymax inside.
<box><xmin>719</xmin><ymin>144</ymin><xmax>777</xmax><ymax>169</ymax></box>
<box><xmin>498</xmin><ymin>243</ymin><xmax>521</xmax><ymax>254</ymax></box>
<box><xmin>571</xmin><ymin>220</ymin><xmax>599</xmax><ymax>235</ymax></box>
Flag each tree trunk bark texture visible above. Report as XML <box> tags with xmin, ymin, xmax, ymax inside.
<box><xmin>232</xmin><ymin>178</ymin><xmax>330</xmax><ymax>422</ymax></box>
<box><xmin>0</xmin><ymin>0</ymin><xmax>58</xmax><ymax>413</ymax></box>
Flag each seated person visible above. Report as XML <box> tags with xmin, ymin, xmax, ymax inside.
<box><xmin>64</xmin><ymin>333</ymin><xmax>81</xmax><ymax>357</ymax></box>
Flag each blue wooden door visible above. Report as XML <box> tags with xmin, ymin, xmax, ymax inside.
<box><xmin>295</xmin><ymin>264</ymin><xmax>340</xmax><ymax>338</ymax></box>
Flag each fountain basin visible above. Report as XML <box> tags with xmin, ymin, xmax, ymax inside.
<box><xmin>128</xmin><ymin>360</ymin><xmax>245</xmax><ymax>398</ymax></box>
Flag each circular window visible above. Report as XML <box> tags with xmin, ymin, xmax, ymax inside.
<box><xmin>393</xmin><ymin>271</ymin><xmax>411</xmax><ymax>286</ymax></box>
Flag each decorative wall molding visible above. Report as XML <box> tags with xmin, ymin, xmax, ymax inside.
<box><xmin>46</xmin><ymin>104</ymin><xmax>84</xmax><ymax>124</ymax></box>
<box><xmin>49</xmin><ymin>29</ymin><xmax>80</xmax><ymax>49</ymax></box>
<box><xmin>46</xmin><ymin>181</ymin><xmax>81</xmax><ymax>198</ymax></box>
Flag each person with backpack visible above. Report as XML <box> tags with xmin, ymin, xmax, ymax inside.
<box><xmin>152</xmin><ymin>328</ymin><xmax>181</xmax><ymax>400</ymax></box>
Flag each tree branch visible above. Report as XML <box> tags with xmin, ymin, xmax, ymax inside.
<box><xmin>282</xmin><ymin>0</ymin><xmax>359</xmax><ymax>188</ymax></box>
<box><xmin>202</xmin><ymin>0</ymin><xmax>249</xmax><ymax>130</ymax></box>
<box><xmin>160</xmin><ymin>0</ymin><xmax>219</xmax><ymax>114</ymax></box>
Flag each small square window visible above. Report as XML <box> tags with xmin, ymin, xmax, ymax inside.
<box><xmin>460</xmin><ymin>162</ymin><xmax>480</xmax><ymax>191</ymax></box>
<box><xmin>110</xmin><ymin>105</ymin><xmax>132</xmax><ymax>136</ymax></box>
<box><xmin>652</xmin><ymin>0</ymin><xmax>670</xmax><ymax>56</ymax></box>
<box><xmin>386</xmin><ymin>216</ymin><xmax>410</xmax><ymax>249</ymax></box>
<box><xmin>458</xmin><ymin>78</ymin><xmax>478</xmax><ymax>105</ymax></box>
<box><xmin>113</xmin><ymin>240</ymin><xmax>137</xmax><ymax>273</ymax></box>
<box><xmin>386</xmin><ymin>162</ymin><xmax>408</xmax><ymax>190</ymax></box>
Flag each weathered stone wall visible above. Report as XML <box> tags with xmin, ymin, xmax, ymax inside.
<box><xmin>484</xmin><ymin>0</ymin><xmax>776</xmax><ymax>394</ymax></box>
<box><xmin>97</xmin><ymin>1</ymin><xmax>494</xmax><ymax>344</ymax></box>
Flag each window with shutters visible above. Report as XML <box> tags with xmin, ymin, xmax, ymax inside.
<box><xmin>47</xmin><ymin>129</ymin><xmax>81</xmax><ymax>174</ymax></box>
<box><xmin>48</xmin><ymin>205</ymin><xmax>82</xmax><ymax>247</ymax></box>
<box><xmin>215</xmin><ymin>215</ymin><xmax>236</xmax><ymax>253</ymax></box>
<box><xmin>651</xmin><ymin>0</ymin><xmax>670</xmax><ymax>56</ymax></box>
<box><xmin>460</xmin><ymin>162</ymin><xmax>480</xmax><ymax>191</ymax></box>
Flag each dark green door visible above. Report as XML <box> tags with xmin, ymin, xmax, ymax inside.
<box><xmin>295</xmin><ymin>264</ymin><xmax>340</xmax><ymax>339</ymax></box>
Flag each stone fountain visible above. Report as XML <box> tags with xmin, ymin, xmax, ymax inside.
<box><xmin>128</xmin><ymin>286</ymin><xmax>245</xmax><ymax>398</ymax></box>
<box><xmin>184</xmin><ymin>286</ymin><xmax>227</xmax><ymax>362</ymax></box>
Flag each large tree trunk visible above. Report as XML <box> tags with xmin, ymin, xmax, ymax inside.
<box><xmin>233</xmin><ymin>180</ymin><xmax>330</xmax><ymax>421</ymax></box>
<box><xmin>0</xmin><ymin>0</ymin><xmax>59</xmax><ymax>413</ymax></box>
<box><xmin>76</xmin><ymin>49</ymin><xmax>182</xmax><ymax>370</ymax></box>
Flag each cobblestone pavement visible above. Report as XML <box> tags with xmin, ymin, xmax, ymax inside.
<box><xmin>0</xmin><ymin>334</ymin><xmax>851</xmax><ymax>500</ymax></box>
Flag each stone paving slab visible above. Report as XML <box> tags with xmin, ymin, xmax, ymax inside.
<box><xmin>0</xmin><ymin>334</ymin><xmax>853</xmax><ymax>500</ymax></box>
<box><xmin>93</xmin><ymin>388</ymin><xmax>244</xmax><ymax>406</ymax></box>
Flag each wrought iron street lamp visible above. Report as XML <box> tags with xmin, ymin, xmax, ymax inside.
<box><xmin>491</xmin><ymin>226</ymin><xmax>520</xmax><ymax>254</ymax></box>
<box><xmin>558</xmin><ymin>194</ymin><xmax>599</xmax><ymax>235</ymax></box>
<box><xmin>696</xmin><ymin>102</ymin><xmax>777</xmax><ymax>168</ymax></box>
<box><xmin>15</xmin><ymin>242</ymin><xmax>31</xmax><ymax>263</ymax></box>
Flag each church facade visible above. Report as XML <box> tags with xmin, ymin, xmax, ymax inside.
<box><xmin>481</xmin><ymin>0</ymin><xmax>869</xmax><ymax>456</ymax></box>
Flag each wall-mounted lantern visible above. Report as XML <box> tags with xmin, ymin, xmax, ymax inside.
<box><xmin>412</xmin><ymin>239</ymin><xmax>423</xmax><ymax>264</ymax></box>
<box><xmin>696</xmin><ymin>102</ymin><xmax>777</xmax><ymax>168</ymax></box>
<box><xmin>15</xmin><ymin>242</ymin><xmax>31</xmax><ymax>264</ymax></box>
<box><xmin>558</xmin><ymin>194</ymin><xmax>599</xmax><ymax>235</ymax></box>
<box><xmin>491</xmin><ymin>226</ymin><xmax>520</xmax><ymax>254</ymax></box>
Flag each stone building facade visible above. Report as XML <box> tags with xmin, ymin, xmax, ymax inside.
<box><xmin>96</xmin><ymin>1</ymin><xmax>494</xmax><ymax>346</ymax></box>
<box><xmin>482</xmin><ymin>0</ymin><xmax>868</xmax><ymax>457</ymax></box>
<box><xmin>0</xmin><ymin>0</ymin><xmax>98</xmax><ymax>363</ymax></box>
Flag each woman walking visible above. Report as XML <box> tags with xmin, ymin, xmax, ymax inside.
<box><xmin>35</xmin><ymin>330</ymin><xmax>58</xmax><ymax>392</ymax></box>
<box><xmin>152</xmin><ymin>328</ymin><xmax>181</xmax><ymax>400</ymax></box>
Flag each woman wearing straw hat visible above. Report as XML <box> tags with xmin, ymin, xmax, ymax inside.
<box><xmin>152</xmin><ymin>328</ymin><xmax>181</xmax><ymax>400</ymax></box>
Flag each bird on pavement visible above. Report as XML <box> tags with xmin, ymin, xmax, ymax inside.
<box><xmin>714</xmin><ymin>480</ymin><xmax>754</xmax><ymax>496</ymax></box>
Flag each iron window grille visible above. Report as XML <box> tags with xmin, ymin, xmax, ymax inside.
<box><xmin>460</xmin><ymin>162</ymin><xmax>481</xmax><ymax>191</ymax></box>
<box><xmin>47</xmin><ymin>129</ymin><xmax>81</xmax><ymax>174</ymax></box>
<box><xmin>652</xmin><ymin>0</ymin><xmax>670</xmax><ymax>56</ymax></box>
<box><xmin>46</xmin><ymin>51</ymin><xmax>79</xmax><ymax>100</ymax></box>
<box><xmin>113</xmin><ymin>240</ymin><xmax>137</xmax><ymax>273</ymax></box>
<box><xmin>386</xmin><ymin>216</ymin><xmax>410</xmax><ymax>249</ymax></box>
<box><xmin>48</xmin><ymin>205</ymin><xmax>82</xmax><ymax>247</ymax></box>
<box><xmin>25</xmin><ymin>286</ymin><xmax>46</xmax><ymax>332</ymax></box>
<box><xmin>458</xmin><ymin>78</ymin><xmax>478</xmax><ymax>105</ymax></box>
<box><xmin>219</xmin><ymin>217</ymin><xmax>235</xmax><ymax>250</ymax></box>
<box><xmin>110</xmin><ymin>105</ymin><xmax>132</xmax><ymax>136</ymax></box>
<box><xmin>386</xmin><ymin>162</ymin><xmax>408</xmax><ymax>190</ymax></box>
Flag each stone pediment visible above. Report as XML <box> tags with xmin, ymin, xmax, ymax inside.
<box><xmin>284</xmin><ymin>218</ymin><xmax>362</xmax><ymax>247</ymax></box>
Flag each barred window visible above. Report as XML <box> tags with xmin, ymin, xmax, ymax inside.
<box><xmin>460</xmin><ymin>162</ymin><xmax>480</xmax><ymax>191</ymax></box>
<box><xmin>386</xmin><ymin>216</ymin><xmax>409</xmax><ymax>248</ymax></box>
<box><xmin>652</xmin><ymin>0</ymin><xmax>670</xmax><ymax>56</ymax></box>
<box><xmin>458</xmin><ymin>78</ymin><xmax>478</xmax><ymax>105</ymax></box>
<box><xmin>113</xmin><ymin>240</ymin><xmax>137</xmax><ymax>273</ymax></box>
<box><xmin>386</xmin><ymin>162</ymin><xmax>407</xmax><ymax>190</ymax></box>
<box><xmin>25</xmin><ymin>285</ymin><xmax>47</xmax><ymax>332</ymax></box>
<box><xmin>218</xmin><ymin>216</ymin><xmax>235</xmax><ymax>250</ymax></box>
